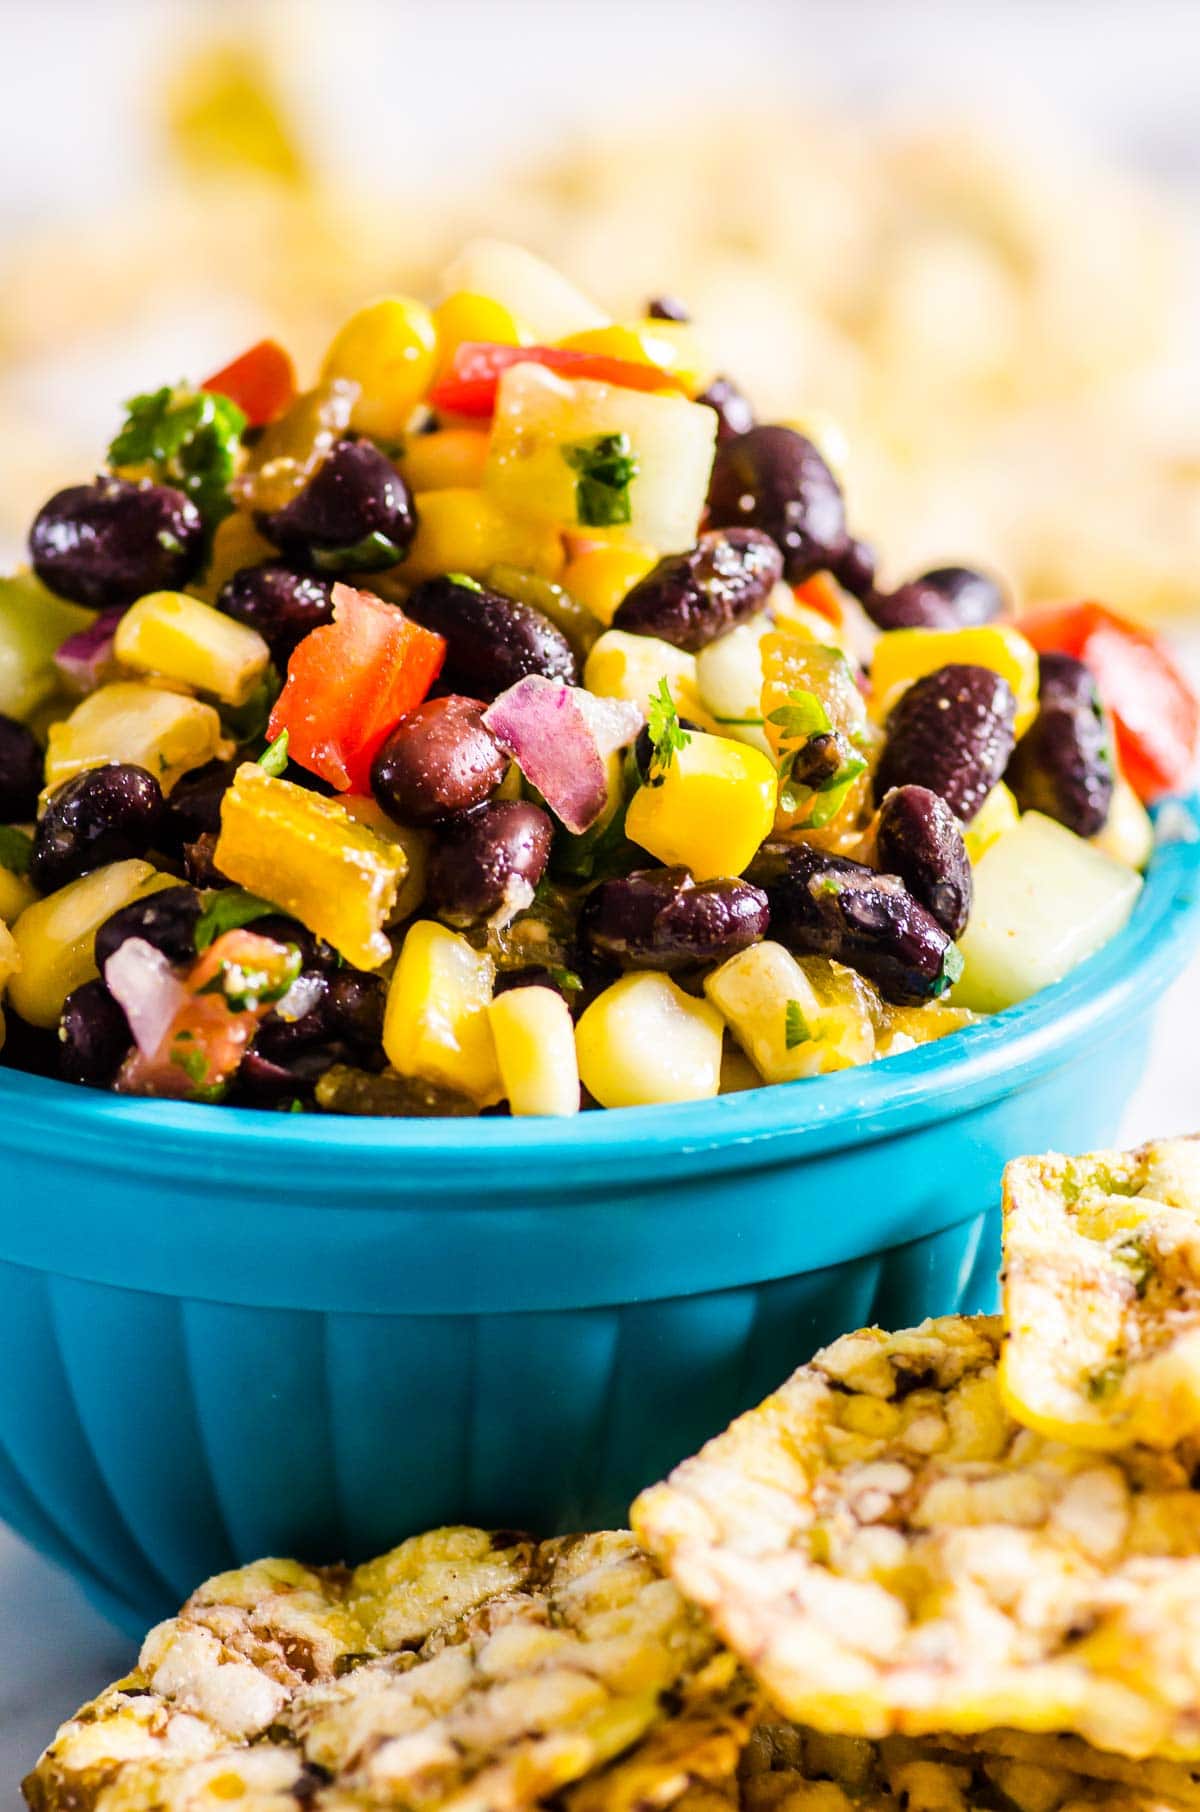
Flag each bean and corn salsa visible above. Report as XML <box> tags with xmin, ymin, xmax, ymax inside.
<box><xmin>0</xmin><ymin>242</ymin><xmax>1192</xmax><ymax>1117</ymax></box>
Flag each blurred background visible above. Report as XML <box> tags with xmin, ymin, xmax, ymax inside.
<box><xmin>1</xmin><ymin>0</ymin><xmax>1199</xmax><ymax>1785</ymax></box>
<box><xmin>1</xmin><ymin>0</ymin><xmax>1197</xmax><ymax>614</ymax></box>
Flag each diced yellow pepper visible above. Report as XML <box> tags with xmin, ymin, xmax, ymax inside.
<box><xmin>1091</xmin><ymin>774</ymin><xmax>1154</xmax><ymax>871</ymax></box>
<box><xmin>575</xmin><ymin>972</ymin><xmax>723</xmax><ymax>1108</ymax></box>
<box><xmin>871</xmin><ymin>626</ymin><xmax>1040</xmax><ymax>736</ymax></box>
<box><xmin>583</xmin><ymin>629</ymin><xmax>713</xmax><ymax>729</ymax></box>
<box><xmin>215</xmin><ymin>764</ymin><xmax>406</xmax><ymax>969</ymax></box>
<box><xmin>433</xmin><ymin>291</ymin><xmax>529</xmax><ymax>379</ymax></box>
<box><xmin>488</xmin><ymin>986</ymin><xmax>580</xmax><ymax>1116</ymax></box>
<box><xmin>878</xmin><ymin>1000</ymin><xmax>977</xmax><ymax>1056</ymax></box>
<box><xmin>396</xmin><ymin>428</ymin><xmax>490</xmax><ymax>493</ymax></box>
<box><xmin>9</xmin><ymin>859</ymin><xmax>169</xmax><ymax>1028</ymax></box>
<box><xmin>0</xmin><ymin>867</ymin><xmax>36</xmax><ymax>925</ymax></box>
<box><xmin>383</xmin><ymin>919</ymin><xmax>501</xmax><ymax>1106</ymax></box>
<box><xmin>705</xmin><ymin>942</ymin><xmax>829</xmax><ymax>1084</ymax></box>
<box><xmin>625</xmin><ymin>731</ymin><xmax>777</xmax><ymax>880</ymax></box>
<box><xmin>320</xmin><ymin>296</ymin><xmax>438</xmax><ymax>441</ymax></box>
<box><xmin>404</xmin><ymin>489</ymin><xmax>564</xmax><ymax>586</ymax></box>
<box><xmin>44</xmin><ymin>682</ymin><xmax>227</xmax><ymax>794</ymax></box>
<box><xmin>340</xmin><ymin>793</ymin><xmax>430</xmax><ymax>923</ymax></box>
<box><xmin>964</xmin><ymin>781</ymin><xmax>1020</xmax><ymax>863</ymax></box>
<box><xmin>190</xmin><ymin>510</ymin><xmax>276</xmax><ymax>604</ymax></box>
<box><xmin>761</xmin><ymin>631</ymin><xmax>867</xmax><ymax>746</ymax></box>
<box><xmin>557</xmin><ymin>322</ymin><xmax>711</xmax><ymax>396</ymax></box>
<box><xmin>114</xmin><ymin>592</ymin><xmax>270</xmax><ymax>706</ymax></box>
<box><xmin>562</xmin><ymin>543</ymin><xmax>659</xmax><ymax>628</ymax></box>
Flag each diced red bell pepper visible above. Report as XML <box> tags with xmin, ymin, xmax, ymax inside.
<box><xmin>268</xmin><ymin>583</ymin><xmax>445</xmax><ymax>793</ymax></box>
<box><xmin>203</xmin><ymin>339</ymin><xmax>297</xmax><ymax>427</ymax></box>
<box><xmin>793</xmin><ymin>575</ymin><xmax>845</xmax><ymax>627</ymax></box>
<box><xmin>1017</xmin><ymin>601</ymin><xmax>1199</xmax><ymax>804</ymax></box>
<box><xmin>429</xmin><ymin>341</ymin><xmax>683</xmax><ymax>417</ymax></box>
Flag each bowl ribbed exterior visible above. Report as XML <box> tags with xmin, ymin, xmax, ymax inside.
<box><xmin>0</xmin><ymin>804</ymin><xmax>1195</xmax><ymax>1634</ymax></box>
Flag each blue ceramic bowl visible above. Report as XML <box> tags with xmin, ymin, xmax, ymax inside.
<box><xmin>1</xmin><ymin>801</ymin><xmax>1197</xmax><ymax>1634</ymax></box>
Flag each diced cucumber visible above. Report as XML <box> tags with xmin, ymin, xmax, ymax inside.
<box><xmin>695</xmin><ymin>618</ymin><xmax>773</xmax><ymax>756</ymax></box>
<box><xmin>953</xmin><ymin>811</ymin><xmax>1143</xmax><ymax>1013</ymax></box>
<box><xmin>0</xmin><ymin>572</ymin><xmax>93</xmax><ymax>721</ymax></box>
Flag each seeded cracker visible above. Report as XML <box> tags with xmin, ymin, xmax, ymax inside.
<box><xmin>1002</xmin><ymin>1138</ymin><xmax>1200</xmax><ymax>1448</ymax></box>
<box><xmin>633</xmin><ymin>1315</ymin><xmax>1200</xmax><ymax>1758</ymax></box>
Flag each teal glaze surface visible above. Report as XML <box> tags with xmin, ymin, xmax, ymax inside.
<box><xmin>0</xmin><ymin>801</ymin><xmax>1196</xmax><ymax>1633</ymax></box>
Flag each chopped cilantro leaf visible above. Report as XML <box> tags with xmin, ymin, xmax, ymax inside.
<box><xmin>563</xmin><ymin>432</ymin><xmax>638</xmax><ymax>528</ymax></box>
<box><xmin>645</xmin><ymin>678</ymin><xmax>691</xmax><ymax>779</ymax></box>
<box><xmin>258</xmin><ymin>728</ymin><xmax>289</xmax><ymax>778</ymax></box>
<box><xmin>784</xmin><ymin>1000</ymin><xmax>812</xmax><ymax>1049</ymax></box>
<box><xmin>109</xmin><ymin>384</ymin><xmax>246</xmax><ymax>528</ymax></box>
<box><xmin>169</xmin><ymin>1040</ymin><xmax>209</xmax><ymax>1087</ymax></box>
<box><xmin>194</xmin><ymin>888</ymin><xmax>279</xmax><ymax>952</ymax></box>
<box><xmin>198</xmin><ymin>942</ymin><xmax>301</xmax><ymax>1012</ymax></box>
<box><xmin>767</xmin><ymin>688</ymin><xmax>831</xmax><ymax>745</ymax></box>
<box><xmin>0</xmin><ymin>825</ymin><xmax>33</xmax><ymax>876</ymax></box>
<box><xmin>309</xmin><ymin>529</ymin><xmax>405</xmax><ymax>574</ymax></box>
<box><xmin>770</xmin><ymin>686</ymin><xmax>865</xmax><ymax>828</ymax></box>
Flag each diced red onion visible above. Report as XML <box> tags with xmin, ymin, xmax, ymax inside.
<box><xmin>54</xmin><ymin>607</ymin><xmax>125</xmax><ymax>693</ymax></box>
<box><xmin>103</xmin><ymin>938</ymin><xmax>188</xmax><ymax>1059</ymax></box>
<box><xmin>274</xmin><ymin>972</ymin><xmax>324</xmax><ymax>1024</ymax></box>
<box><xmin>482</xmin><ymin>677</ymin><xmax>643</xmax><ymax>834</ymax></box>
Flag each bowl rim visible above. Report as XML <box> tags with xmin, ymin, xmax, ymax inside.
<box><xmin>1</xmin><ymin>795</ymin><xmax>1197</xmax><ymax>1183</ymax></box>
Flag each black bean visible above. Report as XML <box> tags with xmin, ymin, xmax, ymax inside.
<box><xmin>216</xmin><ymin>562</ymin><xmax>334</xmax><ymax>661</ymax></box>
<box><xmin>95</xmin><ymin>884</ymin><xmax>202</xmax><ymax>970</ymax></box>
<box><xmin>875</xmin><ymin>785</ymin><xmax>973</xmax><ymax>939</ymax></box>
<box><xmin>612</xmin><ymin>529</ymin><xmax>782</xmax><ymax>652</ymax></box>
<box><xmin>831</xmin><ymin>538</ymin><xmax>877</xmax><ymax>601</ymax></box>
<box><xmin>233</xmin><ymin>1047</ymin><xmax>345</xmax><ymax>1108</ymax></box>
<box><xmin>696</xmin><ymin>375</ymin><xmax>755</xmax><ymax>444</ymax></box>
<box><xmin>405</xmin><ymin>576</ymin><xmax>577</xmax><ymax>697</ymax></box>
<box><xmin>1006</xmin><ymin>654</ymin><xmax>1114</xmax><ymax>838</ymax></box>
<box><xmin>30</xmin><ymin>763</ymin><xmax>164</xmax><ymax>893</ymax></box>
<box><xmin>257</xmin><ymin>439</ymin><xmax>416</xmax><ymax>572</ymax></box>
<box><xmin>253</xmin><ymin>966</ymin><xmax>384</xmax><ymax>1067</ymax></box>
<box><xmin>706</xmin><ymin>426</ymin><xmax>848</xmax><ymax>583</ymax></box>
<box><xmin>874</xmin><ymin>664</ymin><xmax>1017</xmax><ymax>823</ymax></box>
<box><xmin>183</xmin><ymin>831</ymin><xmax>227</xmax><ymax>889</ymax></box>
<box><xmin>371</xmin><ymin>695</ymin><xmax>506</xmax><ymax>826</ymax></box>
<box><xmin>869</xmin><ymin>564</ymin><xmax>1006</xmax><ymax>632</ymax></box>
<box><xmin>581</xmin><ymin>867</ymin><xmax>769</xmax><ymax>971</ymax></box>
<box><xmin>29</xmin><ymin>477</ymin><xmax>204</xmax><ymax>609</ymax></box>
<box><xmin>647</xmin><ymin>295</ymin><xmax>691</xmax><ymax>322</ymax></box>
<box><xmin>749</xmin><ymin>841</ymin><xmax>959</xmax><ymax>1006</ymax></box>
<box><xmin>58</xmin><ymin>980</ymin><xmax>131</xmax><ymax>1087</ymax></box>
<box><xmin>157</xmin><ymin>757</ymin><xmax>240</xmax><ymax>856</ymax></box>
<box><xmin>865</xmin><ymin>586</ymin><xmax>960</xmax><ymax>632</ymax></box>
<box><xmin>427</xmin><ymin>800</ymin><xmax>553</xmax><ymax>925</ymax></box>
<box><xmin>0</xmin><ymin>714</ymin><xmax>43</xmax><ymax>822</ymax></box>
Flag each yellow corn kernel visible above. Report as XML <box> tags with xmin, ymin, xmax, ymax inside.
<box><xmin>0</xmin><ymin>571</ymin><xmax>93</xmax><ymax>720</ymax></box>
<box><xmin>383</xmin><ymin>919</ymin><xmax>501</xmax><ymax>1106</ymax></box>
<box><xmin>705</xmin><ymin>942</ymin><xmax>828</xmax><ymax>1084</ymax></box>
<box><xmin>576</xmin><ymin>971</ymin><xmax>717</xmax><ymax>1108</ymax></box>
<box><xmin>397</xmin><ymin>428</ymin><xmax>490</xmax><ymax>493</ymax></box>
<box><xmin>8</xmin><ymin>859</ymin><xmax>169</xmax><ymax>1028</ymax></box>
<box><xmin>439</xmin><ymin>240</ymin><xmax>607</xmax><ymax>342</ymax></box>
<box><xmin>44</xmin><ymin>682</ymin><xmax>227</xmax><ymax>794</ymax></box>
<box><xmin>320</xmin><ymin>296</ymin><xmax>437</xmax><ymax>441</ymax></box>
<box><xmin>583</xmin><ymin>629</ymin><xmax>712</xmax><ymax>728</ymax></box>
<box><xmin>575</xmin><ymin>972</ymin><xmax>723</xmax><ymax>1108</ymax></box>
<box><xmin>404</xmin><ymin>489</ymin><xmax>564</xmax><ymax>586</ymax></box>
<box><xmin>340</xmin><ymin>793</ymin><xmax>430</xmax><ymax>922</ymax></box>
<box><xmin>625</xmin><ymin>731</ymin><xmax>777</xmax><ymax>880</ymax></box>
<box><xmin>963</xmin><ymin>781</ymin><xmax>1020</xmax><ymax>864</ymax></box>
<box><xmin>488</xmin><ymin>986</ymin><xmax>580</xmax><ymax>1117</ymax></box>
<box><xmin>562</xmin><ymin>544</ymin><xmax>659</xmax><ymax>628</ymax></box>
<box><xmin>114</xmin><ymin>592</ymin><xmax>270</xmax><ymax>707</ymax></box>
<box><xmin>871</xmin><ymin>626</ymin><xmax>1040</xmax><ymax>736</ymax></box>
<box><xmin>0</xmin><ymin>919</ymin><xmax>17</xmax><ymax>1054</ymax></box>
<box><xmin>557</xmin><ymin>322</ymin><xmax>710</xmax><ymax>396</ymax></box>
<box><xmin>433</xmin><ymin>291</ymin><xmax>529</xmax><ymax>379</ymax></box>
<box><xmin>190</xmin><ymin>510</ymin><xmax>276</xmax><ymax>604</ymax></box>
<box><xmin>1092</xmin><ymin>774</ymin><xmax>1154</xmax><ymax>871</ymax></box>
<box><xmin>0</xmin><ymin>867</ymin><xmax>36</xmax><ymax>925</ymax></box>
<box><xmin>215</xmin><ymin>764</ymin><xmax>406</xmax><ymax>969</ymax></box>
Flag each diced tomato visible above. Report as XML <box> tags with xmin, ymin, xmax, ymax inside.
<box><xmin>203</xmin><ymin>339</ymin><xmax>297</xmax><ymax>427</ymax></box>
<box><xmin>429</xmin><ymin>341</ymin><xmax>683</xmax><ymax>417</ymax></box>
<box><xmin>268</xmin><ymin>583</ymin><xmax>445</xmax><ymax>793</ymax></box>
<box><xmin>1018</xmin><ymin>601</ymin><xmax>1199</xmax><ymax>803</ymax></box>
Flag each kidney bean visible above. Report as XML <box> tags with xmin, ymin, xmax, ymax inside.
<box><xmin>30</xmin><ymin>477</ymin><xmax>204</xmax><ymax>609</ymax></box>
<box><xmin>427</xmin><ymin>800</ymin><xmax>553</xmax><ymax>925</ymax></box>
<box><xmin>257</xmin><ymin>438</ymin><xmax>416</xmax><ymax>572</ymax></box>
<box><xmin>706</xmin><ymin>425</ymin><xmax>848</xmax><ymax>583</ymax></box>
<box><xmin>405</xmin><ymin>576</ymin><xmax>577</xmax><ymax>697</ymax></box>
<box><xmin>58</xmin><ymin>980</ymin><xmax>131</xmax><ymax>1087</ymax></box>
<box><xmin>216</xmin><ymin>562</ymin><xmax>334</xmax><ymax>660</ymax></box>
<box><xmin>1006</xmin><ymin>653</ymin><xmax>1114</xmax><ymax>837</ymax></box>
<box><xmin>0</xmin><ymin>714</ymin><xmax>43</xmax><ymax>822</ymax></box>
<box><xmin>874</xmin><ymin>785</ymin><xmax>973</xmax><ymax>938</ymax></box>
<box><xmin>582</xmin><ymin>867</ymin><xmax>769</xmax><ymax>971</ymax></box>
<box><xmin>612</xmin><ymin>529</ymin><xmax>782</xmax><ymax>652</ymax></box>
<box><xmin>31</xmin><ymin>763</ymin><xmax>164</xmax><ymax>893</ymax></box>
<box><xmin>750</xmin><ymin>841</ymin><xmax>959</xmax><ymax>1006</ymax></box>
<box><xmin>874</xmin><ymin>664</ymin><xmax>1017</xmax><ymax>823</ymax></box>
